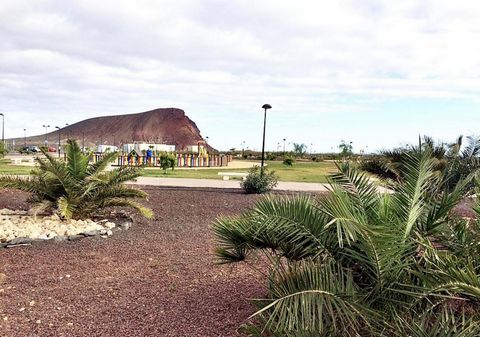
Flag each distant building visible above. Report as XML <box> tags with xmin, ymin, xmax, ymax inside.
<box><xmin>122</xmin><ymin>143</ymin><xmax>176</xmax><ymax>154</ymax></box>
<box><xmin>97</xmin><ymin>145</ymin><xmax>118</xmax><ymax>153</ymax></box>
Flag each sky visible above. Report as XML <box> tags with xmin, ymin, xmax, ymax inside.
<box><xmin>1</xmin><ymin>0</ymin><xmax>480</xmax><ymax>153</ymax></box>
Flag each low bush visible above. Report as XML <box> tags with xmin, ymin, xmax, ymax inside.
<box><xmin>0</xmin><ymin>142</ymin><xmax>7</xmax><ymax>159</ymax></box>
<box><xmin>266</xmin><ymin>152</ymin><xmax>277</xmax><ymax>161</ymax></box>
<box><xmin>241</xmin><ymin>166</ymin><xmax>278</xmax><ymax>194</ymax></box>
<box><xmin>158</xmin><ymin>152</ymin><xmax>176</xmax><ymax>174</ymax></box>
<box><xmin>283</xmin><ymin>156</ymin><xmax>295</xmax><ymax>166</ymax></box>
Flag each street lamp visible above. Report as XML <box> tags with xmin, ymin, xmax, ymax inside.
<box><xmin>0</xmin><ymin>113</ymin><xmax>4</xmax><ymax>143</ymax></box>
<box><xmin>24</xmin><ymin>129</ymin><xmax>27</xmax><ymax>147</ymax></box>
<box><xmin>65</xmin><ymin>123</ymin><xmax>69</xmax><ymax>140</ymax></box>
<box><xmin>260</xmin><ymin>104</ymin><xmax>272</xmax><ymax>176</ymax></box>
<box><xmin>42</xmin><ymin>124</ymin><xmax>50</xmax><ymax>146</ymax></box>
<box><xmin>55</xmin><ymin>126</ymin><xmax>61</xmax><ymax>157</ymax></box>
<box><xmin>283</xmin><ymin>138</ymin><xmax>286</xmax><ymax>154</ymax></box>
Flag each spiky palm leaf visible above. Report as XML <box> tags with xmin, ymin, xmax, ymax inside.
<box><xmin>253</xmin><ymin>260</ymin><xmax>373</xmax><ymax>336</ymax></box>
<box><xmin>214</xmin><ymin>149</ymin><xmax>480</xmax><ymax>336</ymax></box>
<box><xmin>0</xmin><ymin>139</ymin><xmax>152</xmax><ymax>219</ymax></box>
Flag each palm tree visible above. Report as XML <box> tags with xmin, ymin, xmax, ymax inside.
<box><xmin>361</xmin><ymin>135</ymin><xmax>480</xmax><ymax>193</ymax></box>
<box><xmin>214</xmin><ymin>149</ymin><xmax>480</xmax><ymax>336</ymax></box>
<box><xmin>0</xmin><ymin>139</ymin><xmax>153</xmax><ymax>219</ymax></box>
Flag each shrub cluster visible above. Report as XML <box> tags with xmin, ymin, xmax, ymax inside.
<box><xmin>241</xmin><ymin>166</ymin><xmax>278</xmax><ymax>194</ymax></box>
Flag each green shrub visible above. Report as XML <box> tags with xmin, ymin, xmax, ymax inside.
<box><xmin>241</xmin><ymin>166</ymin><xmax>278</xmax><ymax>194</ymax></box>
<box><xmin>283</xmin><ymin>156</ymin><xmax>295</xmax><ymax>166</ymax></box>
<box><xmin>266</xmin><ymin>152</ymin><xmax>277</xmax><ymax>161</ymax></box>
<box><xmin>0</xmin><ymin>142</ymin><xmax>7</xmax><ymax>159</ymax></box>
<box><xmin>0</xmin><ymin>140</ymin><xmax>153</xmax><ymax>219</ymax></box>
<box><xmin>158</xmin><ymin>152</ymin><xmax>176</xmax><ymax>174</ymax></box>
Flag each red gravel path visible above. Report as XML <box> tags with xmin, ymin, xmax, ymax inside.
<box><xmin>0</xmin><ymin>187</ymin><xmax>266</xmax><ymax>337</ymax></box>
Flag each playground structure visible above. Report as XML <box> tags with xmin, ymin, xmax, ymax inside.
<box><xmin>113</xmin><ymin>153</ymin><xmax>232</xmax><ymax>167</ymax></box>
<box><xmin>91</xmin><ymin>141</ymin><xmax>232</xmax><ymax>168</ymax></box>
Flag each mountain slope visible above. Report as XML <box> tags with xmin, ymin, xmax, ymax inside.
<box><xmin>15</xmin><ymin>108</ymin><xmax>206</xmax><ymax>150</ymax></box>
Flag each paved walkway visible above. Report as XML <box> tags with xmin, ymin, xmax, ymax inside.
<box><xmin>131</xmin><ymin>177</ymin><xmax>330</xmax><ymax>192</ymax></box>
<box><xmin>132</xmin><ymin>177</ymin><xmax>327</xmax><ymax>192</ymax></box>
<box><xmin>130</xmin><ymin>177</ymin><xmax>393</xmax><ymax>193</ymax></box>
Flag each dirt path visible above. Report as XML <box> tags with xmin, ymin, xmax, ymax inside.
<box><xmin>0</xmin><ymin>187</ymin><xmax>266</xmax><ymax>337</ymax></box>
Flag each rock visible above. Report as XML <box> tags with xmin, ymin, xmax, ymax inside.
<box><xmin>6</xmin><ymin>243</ymin><xmax>31</xmax><ymax>248</ymax></box>
<box><xmin>99</xmin><ymin>229</ymin><xmax>107</xmax><ymax>235</ymax></box>
<box><xmin>67</xmin><ymin>235</ymin><xmax>83</xmax><ymax>241</ymax></box>
<box><xmin>0</xmin><ymin>273</ymin><xmax>6</xmax><ymax>284</ymax></box>
<box><xmin>120</xmin><ymin>222</ymin><xmax>132</xmax><ymax>230</ymax></box>
<box><xmin>104</xmin><ymin>222</ymin><xmax>116</xmax><ymax>229</ymax></box>
<box><xmin>81</xmin><ymin>230</ymin><xmax>98</xmax><ymax>237</ymax></box>
<box><xmin>106</xmin><ymin>230</ymin><xmax>113</xmax><ymax>237</ymax></box>
<box><xmin>53</xmin><ymin>236</ymin><xmax>67</xmax><ymax>242</ymax></box>
<box><xmin>7</xmin><ymin>237</ymin><xmax>32</xmax><ymax>245</ymax></box>
<box><xmin>36</xmin><ymin>234</ymin><xmax>52</xmax><ymax>240</ymax></box>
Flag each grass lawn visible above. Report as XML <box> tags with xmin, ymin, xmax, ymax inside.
<box><xmin>0</xmin><ymin>158</ymin><xmax>337</xmax><ymax>183</ymax></box>
<box><xmin>143</xmin><ymin>160</ymin><xmax>337</xmax><ymax>183</ymax></box>
<box><xmin>0</xmin><ymin>159</ymin><xmax>32</xmax><ymax>175</ymax></box>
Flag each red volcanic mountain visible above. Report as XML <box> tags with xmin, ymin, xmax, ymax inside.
<box><xmin>18</xmin><ymin>108</ymin><xmax>207</xmax><ymax>150</ymax></box>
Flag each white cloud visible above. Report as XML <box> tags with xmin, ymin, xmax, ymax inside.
<box><xmin>1</xmin><ymin>0</ymin><xmax>480</xmax><ymax>151</ymax></box>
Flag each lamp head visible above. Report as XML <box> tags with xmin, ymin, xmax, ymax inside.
<box><xmin>262</xmin><ymin>104</ymin><xmax>272</xmax><ymax>110</ymax></box>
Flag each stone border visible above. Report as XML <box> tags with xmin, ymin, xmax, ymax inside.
<box><xmin>0</xmin><ymin>215</ymin><xmax>133</xmax><ymax>249</ymax></box>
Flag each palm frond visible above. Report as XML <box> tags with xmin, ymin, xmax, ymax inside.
<box><xmin>462</xmin><ymin>135</ymin><xmax>480</xmax><ymax>158</ymax></box>
<box><xmin>0</xmin><ymin>175</ymin><xmax>36</xmax><ymax>192</ymax></box>
<box><xmin>100</xmin><ymin>198</ymin><xmax>153</xmax><ymax>218</ymax></box>
<box><xmin>252</xmin><ymin>260</ymin><xmax>373</xmax><ymax>336</ymax></box>
<box><xmin>85</xmin><ymin>151</ymin><xmax>118</xmax><ymax>176</ymax></box>
<box><xmin>388</xmin><ymin>307</ymin><xmax>480</xmax><ymax>337</ymax></box>
<box><xmin>65</xmin><ymin>139</ymin><xmax>90</xmax><ymax>180</ymax></box>
<box><xmin>390</xmin><ymin>150</ymin><xmax>438</xmax><ymax>238</ymax></box>
<box><xmin>214</xmin><ymin>195</ymin><xmax>330</xmax><ymax>263</ymax></box>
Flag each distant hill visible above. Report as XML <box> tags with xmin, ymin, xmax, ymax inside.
<box><xmin>13</xmin><ymin>108</ymin><xmax>208</xmax><ymax>151</ymax></box>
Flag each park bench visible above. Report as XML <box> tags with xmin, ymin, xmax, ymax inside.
<box><xmin>217</xmin><ymin>172</ymin><xmax>248</xmax><ymax>181</ymax></box>
<box><xmin>10</xmin><ymin>157</ymin><xmax>35</xmax><ymax>165</ymax></box>
<box><xmin>10</xmin><ymin>158</ymin><xmax>23</xmax><ymax>165</ymax></box>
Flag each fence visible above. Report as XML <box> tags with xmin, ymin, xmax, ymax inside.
<box><xmin>91</xmin><ymin>153</ymin><xmax>232</xmax><ymax>168</ymax></box>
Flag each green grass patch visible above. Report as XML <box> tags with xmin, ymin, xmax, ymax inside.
<box><xmin>0</xmin><ymin>159</ymin><xmax>337</xmax><ymax>183</ymax></box>
<box><xmin>0</xmin><ymin>160</ymin><xmax>32</xmax><ymax>175</ymax></box>
<box><xmin>143</xmin><ymin>160</ymin><xmax>336</xmax><ymax>183</ymax></box>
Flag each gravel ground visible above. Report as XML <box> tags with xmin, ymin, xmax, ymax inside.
<box><xmin>0</xmin><ymin>187</ymin><xmax>268</xmax><ymax>337</ymax></box>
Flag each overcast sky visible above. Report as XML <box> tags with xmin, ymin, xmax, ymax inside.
<box><xmin>1</xmin><ymin>0</ymin><xmax>480</xmax><ymax>152</ymax></box>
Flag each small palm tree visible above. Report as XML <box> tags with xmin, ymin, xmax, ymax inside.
<box><xmin>214</xmin><ymin>149</ymin><xmax>480</xmax><ymax>336</ymax></box>
<box><xmin>0</xmin><ymin>139</ymin><xmax>153</xmax><ymax>219</ymax></box>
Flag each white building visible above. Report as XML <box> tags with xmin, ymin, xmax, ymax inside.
<box><xmin>97</xmin><ymin>145</ymin><xmax>118</xmax><ymax>153</ymax></box>
<box><xmin>122</xmin><ymin>143</ymin><xmax>176</xmax><ymax>154</ymax></box>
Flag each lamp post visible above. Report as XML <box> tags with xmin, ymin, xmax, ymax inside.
<box><xmin>24</xmin><ymin>129</ymin><xmax>27</xmax><ymax>147</ymax></box>
<box><xmin>42</xmin><ymin>124</ymin><xmax>50</xmax><ymax>146</ymax></box>
<box><xmin>65</xmin><ymin>123</ymin><xmax>69</xmax><ymax>140</ymax></box>
<box><xmin>55</xmin><ymin>126</ymin><xmax>61</xmax><ymax>157</ymax></box>
<box><xmin>260</xmin><ymin>104</ymin><xmax>272</xmax><ymax>176</ymax></box>
<box><xmin>0</xmin><ymin>113</ymin><xmax>4</xmax><ymax>144</ymax></box>
<box><xmin>283</xmin><ymin>138</ymin><xmax>286</xmax><ymax>154</ymax></box>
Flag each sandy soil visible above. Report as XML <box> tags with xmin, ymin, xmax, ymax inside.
<box><xmin>0</xmin><ymin>187</ymin><xmax>266</xmax><ymax>337</ymax></box>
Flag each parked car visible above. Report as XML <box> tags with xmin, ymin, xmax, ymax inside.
<box><xmin>48</xmin><ymin>146</ymin><xmax>57</xmax><ymax>152</ymax></box>
<box><xmin>19</xmin><ymin>146</ymin><xmax>41</xmax><ymax>154</ymax></box>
